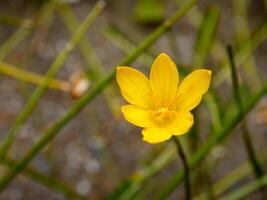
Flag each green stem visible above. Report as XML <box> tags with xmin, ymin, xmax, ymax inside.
<box><xmin>214</xmin><ymin>21</ymin><xmax>267</xmax><ymax>87</ymax></box>
<box><xmin>0</xmin><ymin>0</ymin><xmax>105</xmax><ymax>163</ymax></box>
<box><xmin>166</xmin><ymin>28</ymin><xmax>181</xmax><ymax>61</ymax></box>
<box><xmin>57</xmin><ymin>3</ymin><xmax>121</xmax><ymax>115</ymax></box>
<box><xmin>0</xmin><ymin>0</ymin><xmax>199</xmax><ymax>193</ymax></box>
<box><xmin>155</xmin><ymin>83</ymin><xmax>267</xmax><ymax>199</ymax></box>
<box><xmin>0</xmin><ymin>15</ymin><xmax>33</xmax><ymax>27</ymax></box>
<box><xmin>103</xmin><ymin>25</ymin><xmax>154</xmax><ymax>67</ymax></box>
<box><xmin>220</xmin><ymin>174</ymin><xmax>267</xmax><ymax>200</ymax></box>
<box><xmin>172</xmin><ymin>136</ymin><xmax>191</xmax><ymax>200</ymax></box>
<box><xmin>241</xmin><ymin>123</ymin><xmax>264</xmax><ymax>177</ymax></box>
<box><xmin>0</xmin><ymin>28</ymin><xmax>31</xmax><ymax>60</ymax></box>
<box><xmin>203</xmin><ymin>92</ymin><xmax>222</xmax><ymax>132</ymax></box>
<box><xmin>0</xmin><ymin>62</ymin><xmax>70</xmax><ymax>91</ymax></box>
<box><xmin>233</xmin><ymin>0</ymin><xmax>260</xmax><ymax>90</ymax></box>
<box><xmin>108</xmin><ymin>144</ymin><xmax>176</xmax><ymax>200</ymax></box>
<box><xmin>193</xmin><ymin>5</ymin><xmax>220</xmax><ymax>66</ymax></box>
<box><xmin>195</xmin><ymin>146</ymin><xmax>267</xmax><ymax>200</ymax></box>
<box><xmin>227</xmin><ymin>45</ymin><xmax>263</xmax><ymax>178</ymax></box>
<box><xmin>57</xmin><ymin>3</ymin><xmax>104</xmax><ymax>78</ymax></box>
<box><xmin>175</xmin><ymin>0</ymin><xmax>226</xmax><ymax>63</ymax></box>
<box><xmin>190</xmin><ymin>6</ymin><xmax>220</xmax><ymax>197</ymax></box>
<box><xmin>1</xmin><ymin>157</ymin><xmax>87</xmax><ymax>200</ymax></box>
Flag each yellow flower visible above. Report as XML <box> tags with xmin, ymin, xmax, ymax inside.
<box><xmin>116</xmin><ymin>53</ymin><xmax>211</xmax><ymax>144</ymax></box>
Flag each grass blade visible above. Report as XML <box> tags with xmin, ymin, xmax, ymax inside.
<box><xmin>220</xmin><ymin>174</ymin><xmax>267</xmax><ymax>200</ymax></box>
<box><xmin>195</xmin><ymin>145</ymin><xmax>267</xmax><ymax>200</ymax></box>
<box><xmin>57</xmin><ymin>3</ymin><xmax>121</xmax><ymax>115</ymax></box>
<box><xmin>227</xmin><ymin>45</ymin><xmax>263</xmax><ymax>178</ymax></box>
<box><xmin>214</xmin><ymin>21</ymin><xmax>267</xmax><ymax>87</ymax></box>
<box><xmin>1</xmin><ymin>157</ymin><xmax>87</xmax><ymax>200</ymax></box>
<box><xmin>0</xmin><ymin>62</ymin><xmax>70</xmax><ymax>91</ymax></box>
<box><xmin>193</xmin><ymin>6</ymin><xmax>220</xmax><ymax>66</ymax></box>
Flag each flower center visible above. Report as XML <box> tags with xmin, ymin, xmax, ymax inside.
<box><xmin>151</xmin><ymin>107</ymin><xmax>175</xmax><ymax>124</ymax></box>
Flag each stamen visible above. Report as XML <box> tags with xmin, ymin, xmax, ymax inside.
<box><xmin>151</xmin><ymin>107</ymin><xmax>175</xmax><ymax>123</ymax></box>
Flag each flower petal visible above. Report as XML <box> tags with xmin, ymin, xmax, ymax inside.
<box><xmin>142</xmin><ymin>126</ymin><xmax>172</xmax><ymax>144</ymax></box>
<box><xmin>171</xmin><ymin>111</ymin><xmax>194</xmax><ymax>135</ymax></box>
<box><xmin>175</xmin><ymin>69</ymin><xmax>211</xmax><ymax>111</ymax></box>
<box><xmin>150</xmin><ymin>53</ymin><xmax>179</xmax><ymax>107</ymax></box>
<box><xmin>117</xmin><ymin>66</ymin><xmax>152</xmax><ymax>108</ymax></box>
<box><xmin>121</xmin><ymin>105</ymin><xmax>152</xmax><ymax>128</ymax></box>
<box><xmin>142</xmin><ymin>111</ymin><xmax>193</xmax><ymax>143</ymax></box>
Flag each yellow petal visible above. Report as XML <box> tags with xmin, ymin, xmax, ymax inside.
<box><xmin>171</xmin><ymin>111</ymin><xmax>194</xmax><ymax>135</ymax></box>
<box><xmin>175</xmin><ymin>69</ymin><xmax>211</xmax><ymax>111</ymax></box>
<box><xmin>117</xmin><ymin>66</ymin><xmax>152</xmax><ymax>108</ymax></box>
<box><xmin>121</xmin><ymin>105</ymin><xmax>152</xmax><ymax>128</ymax></box>
<box><xmin>150</xmin><ymin>53</ymin><xmax>179</xmax><ymax>107</ymax></box>
<box><xmin>142</xmin><ymin>126</ymin><xmax>172</xmax><ymax>144</ymax></box>
<box><xmin>142</xmin><ymin>111</ymin><xmax>193</xmax><ymax>143</ymax></box>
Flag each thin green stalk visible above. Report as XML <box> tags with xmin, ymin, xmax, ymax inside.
<box><xmin>57</xmin><ymin>3</ymin><xmax>121</xmax><ymax>115</ymax></box>
<box><xmin>227</xmin><ymin>45</ymin><xmax>263</xmax><ymax>178</ymax></box>
<box><xmin>103</xmin><ymin>24</ymin><xmax>192</xmax><ymax>70</ymax></box>
<box><xmin>195</xmin><ymin>145</ymin><xmax>267</xmax><ymax>200</ymax></box>
<box><xmin>233</xmin><ymin>0</ymin><xmax>260</xmax><ymax>89</ymax></box>
<box><xmin>0</xmin><ymin>28</ymin><xmax>31</xmax><ymax>60</ymax></box>
<box><xmin>167</xmin><ymin>29</ymin><xmax>181</xmax><ymax>61</ymax></box>
<box><xmin>189</xmin><ymin>6</ymin><xmax>220</xmax><ymax>197</ymax></box>
<box><xmin>175</xmin><ymin>0</ymin><xmax>226</xmax><ymax>63</ymax></box>
<box><xmin>1</xmin><ymin>158</ymin><xmax>87</xmax><ymax>200</ymax></box>
<box><xmin>35</xmin><ymin>0</ymin><xmax>56</xmax><ymax>28</ymax></box>
<box><xmin>190</xmin><ymin>5</ymin><xmax>220</xmax><ymax>143</ymax></box>
<box><xmin>142</xmin><ymin>134</ymin><xmax>267</xmax><ymax>200</ymax></box>
<box><xmin>108</xmin><ymin>144</ymin><xmax>176</xmax><ymax>200</ymax></box>
<box><xmin>193</xmin><ymin>6</ymin><xmax>220</xmax><ymax>66</ymax></box>
<box><xmin>203</xmin><ymin>93</ymin><xmax>222</xmax><ymax>132</ymax></box>
<box><xmin>1</xmin><ymin>0</ymin><xmax>56</xmax><ymax>65</ymax></box>
<box><xmin>214</xmin><ymin>21</ymin><xmax>267</xmax><ymax>87</ymax></box>
<box><xmin>102</xmin><ymin>25</ymin><xmax>154</xmax><ymax>67</ymax></box>
<box><xmin>0</xmin><ymin>1</ymin><xmax>105</xmax><ymax>162</ymax></box>
<box><xmin>28</xmin><ymin>0</ymin><xmax>57</xmax><ymax>48</ymax></box>
<box><xmin>9</xmin><ymin>0</ymin><xmax>57</xmax><ymax>85</ymax></box>
<box><xmin>0</xmin><ymin>62</ymin><xmax>70</xmax><ymax>91</ymax></box>
<box><xmin>57</xmin><ymin>3</ymin><xmax>103</xmax><ymax>78</ymax></box>
<box><xmin>220</xmin><ymin>174</ymin><xmax>267</xmax><ymax>200</ymax></box>
<box><xmin>0</xmin><ymin>15</ymin><xmax>34</xmax><ymax>62</ymax></box>
<box><xmin>155</xmin><ymin>83</ymin><xmax>267</xmax><ymax>199</ymax></box>
<box><xmin>174</xmin><ymin>0</ymin><xmax>202</xmax><ymax>26</ymax></box>
<box><xmin>0</xmin><ymin>1</ymin><xmax>56</xmax><ymax>81</ymax></box>
<box><xmin>0</xmin><ymin>15</ymin><xmax>33</xmax><ymax>27</ymax></box>
<box><xmin>0</xmin><ymin>0</ymin><xmax>199</xmax><ymax>192</ymax></box>
<box><xmin>172</xmin><ymin>136</ymin><xmax>191</xmax><ymax>200</ymax></box>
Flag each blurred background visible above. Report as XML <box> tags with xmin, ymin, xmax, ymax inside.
<box><xmin>0</xmin><ymin>0</ymin><xmax>266</xmax><ymax>199</ymax></box>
